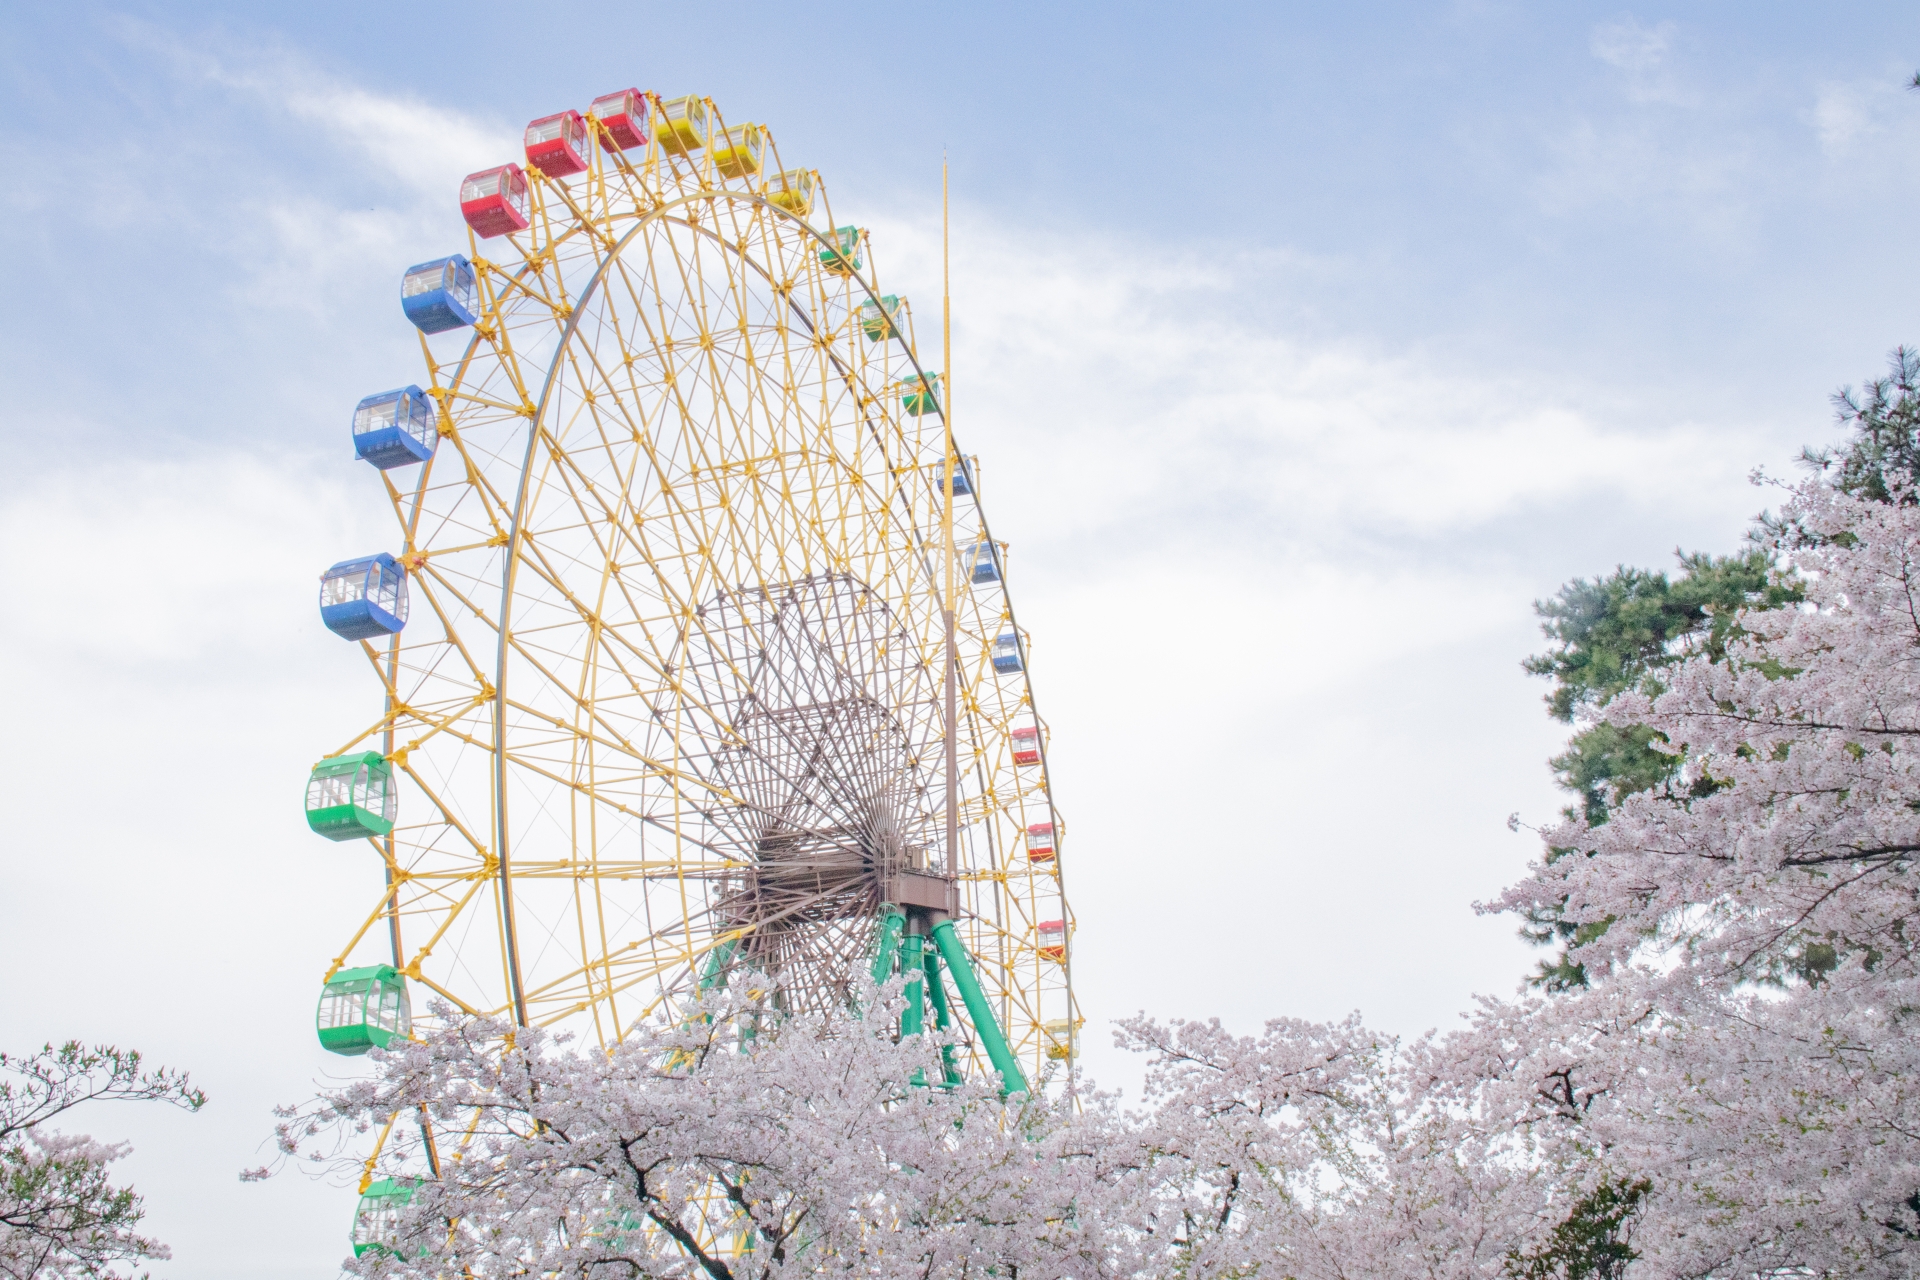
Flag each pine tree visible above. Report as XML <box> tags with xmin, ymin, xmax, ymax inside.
<box><xmin>1521</xmin><ymin>552</ymin><xmax>1797</xmax><ymax>988</ymax></box>
<box><xmin>1801</xmin><ymin>345</ymin><xmax>1920</xmax><ymax>503</ymax></box>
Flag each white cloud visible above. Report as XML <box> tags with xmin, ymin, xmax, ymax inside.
<box><xmin>0</xmin><ymin>452</ymin><xmax>402</xmax><ymax>1278</ymax></box>
<box><xmin>271</xmin><ymin>82</ymin><xmax>517</xmax><ymax>198</ymax></box>
<box><xmin>1526</xmin><ymin>109</ymin><xmax>1759</xmax><ymax>241</ymax></box>
<box><xmin>105</xmin><ymin>16</ymin><xmax>517</xmax><ymax>196</ymax></box>
<box><xmin>0</xmin><ymin>454</ymin><xmax>381</xmax><ymax>665</ymax></box>
<box><xmin>1590</xmin><ymin>18</ymin><xmax>1675</xmax><ymax>74</ymax></box>
<box><xmin>229</xmin><ymin>202</ymin><xmax>407</xmax><ymax>313</ymax></box>
<box><xmin>1587</xmin><ymin>18</ymin><xmax>1699</xmax><ymax>109</ymax></box>
<box><xmin>865</xmin><ymin>208</ymin><xmax>1759</xmax><ymax>560</ymax></box>
<box><xmin>80</xmin><ymin>17</ymin><xmax>515</xmax><ymax>331</ymax></box>
<box><xmin>1810</xmin><ymin>81</ymin><xmax>1892</xmax><ymax>156</ymax></box>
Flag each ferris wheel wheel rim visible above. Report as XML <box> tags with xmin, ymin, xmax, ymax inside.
<box><xmin>366</xmin><ymin>169</ymin><xmax>1070</xmax><ymax>1053</ymax></box>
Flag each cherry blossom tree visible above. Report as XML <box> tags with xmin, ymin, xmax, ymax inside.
<box><xmin>285</xmin><ymin>984</ymin><xmax>1637</xmax><ymax>1280</ymax></box>
<box><xmin>275</xmin><ymin>984</ymin><xmax>1430</xmax><ymax>1280</ymax></box>
<box><xmin>1485</xmin><ymin>475</ymin><xmax>1920</xmax><ymax>1277</ymax></box>
<box><xmin>0</xmin><ymin>1042</ymin><xmax>206</xmax><ymax>1280</ymax></box>
<box><xmin>270</xmin><ymin>980</ymin><xmax>1131</xmax><ymax>1280</ymax></box>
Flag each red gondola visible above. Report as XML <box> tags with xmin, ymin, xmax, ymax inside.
<box><xmin>589</xmin><ymin>89</ymin><xmax>649</xmax><ymax>152</ymax></box>
<box><xmin>525</xmin><ymin>111</ymin><xmax>590</xmax><ymax>177</ymax></box>
<box><xmin>459</xmin><ymin>165</ymin><xmax>530</xmax><ymax>238</ymax></box>
<box><xmin>1011</xmin><ymin>726</ymin><xmax>1041</xmax><ymax>766</ymax></box>
<box><xmin>1038</xmin><ymin>920</ymin><xmax>1067</xmax><ymax>962</ymax></box>
<box><xmin>1026</xmin><ymin>823</ymin><xmax>1055</xmax><ymax>863</ymax></box>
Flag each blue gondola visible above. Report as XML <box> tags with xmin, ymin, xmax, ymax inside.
<box><xmin>931</xmin><ymin>456</ymin><xmax>974</xmax><ymax>498</ymax></box>
<box><xmin>320</xmin><ymin>554</ymin><xmax>410</xmax><ymax>641</ymax></box>
<box><xmin>991</xmin><ymin>632</ymin><xmax>1023</xmax><ymax>674</ymax></box>
<box><xmin>352</xmin><ymin>386</ymin><xmax>438</xmax><ymax>470</ymax></box>
<box><xmin>400</xmin><ymin>255</ymin><xmax>478</xmax><ymax>333</ymax></box>
<box><xmin>968</xmin><ymin>539</ymin><xmax>1001</xmax><ymax>585</ymax></box>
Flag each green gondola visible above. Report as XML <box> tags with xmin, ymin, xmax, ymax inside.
<box><xmin>898</xmin><ymin>373</ymin><xmax>941</xmax><ymax>417</ymax></box>
<box><xmin>859</xmin><ymin>294</ymin><xmax>905</xmax><ymax>343</ymax></box>
<box><xmin>317</xmin><ymin>964</ymin><xmax>412</xmax><ymax>1055</ymax></box>
<box><xmin>305</xmin><ymin>751</ymin><xmax>396</xmax><ymax>841</ymax></box>
<box><xmin>818</xmin><ymin>224</ymin><xmax>863</xmax><ymax>274</ymax></box>
<box><xmin>351</xmin><ymin>1177</ymin><xmax>417</xmax><ymax>1258</ymax></box>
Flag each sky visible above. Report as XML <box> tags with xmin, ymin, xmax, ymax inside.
<box><xmin>3</xmin><ymin>2</ymin><xmax>1920</xmax><ymax>1276</ymax></box>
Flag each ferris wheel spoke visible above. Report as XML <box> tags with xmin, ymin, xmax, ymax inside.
<box><xmin>530</xmin><ymin>175</ymin><xmax>607</xmax><ymax>276</ymax></box>
<box><xmin>401</xmin><ymin>576</ymin><xmax>495</xmax><ymax>683</ymax></box>
<box><xmin>361</xmin><ymin>644</ymin><xmax>489</xmax><ymax>729</ymax></box>
<box><xmin>393</xmin><ymin>877</ymin><xmax>494</xmax><ymax>985</ymax></box>
<box><xmin>490</xmin><ymin>732</ymin><xmax>736</xmax><ymax>843</ymax></box>
<box><xmin>392</xmin><ymin>763</ymin><xmax>493</xmax><ymax>860</ymax></box>
<box><xmin>407</xmin><ymin>968</ymin><xmax>484</xmax><ymax>1018</ymax></box>
<box><xmin>405</xmin><ymin>477</ymin><xmax>511</xmax><ymax>554</ymax></box>
<box><xmin>526</xmin><ymin>928</ymin><xmax>732</xmax><ymax>1024</ymax></box>
<box><xmin>494</xmin><ymin>623</ymin><xmax>719</xmax><ymax>787</ymax></box>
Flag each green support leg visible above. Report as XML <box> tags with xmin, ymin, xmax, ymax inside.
<box><xmin>923</xmin><ymin>944</ymin><xmax>962</xmax><ymax>1088</ymax></box>
<box><xmin>930</xmin><ymin>920</ymin><xmax>1031</xmax><ymax>1097</ymax></box>
<box><xmin>669</xmin><ymin>936</ymin><xmax>743</xmax><ymax>1070</ymax></box>
<box><xmin>868</xmin><ymin>906</ymin><xmax>906</xmax><ymax>988</ymax></box>
<box><xmin>699</xmin><ymin>937</ymin><xmax>740</xmax><ymax>996</ymax></box>
<box><xmin>700</xmin><ymin>937</ymin><xmax>758</xmax><ymax>1051</ymax></box>
<box><xmin>900</xmin><ymin>931</ymin><xmax>925</xmax><ymax>1038</ymax></box>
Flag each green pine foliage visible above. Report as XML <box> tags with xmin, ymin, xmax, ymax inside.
<box><xmin>1525</xmin><ymin>550</ymin><xmax>1797</xmax><ymax>827</ymax></box>
<box><xmin>1801</xmin><ymin>345</ymin><xmax>1920</xmax><ymax>503</ymax></box>
<box><xmin>1505</xmin><ymin>1177</ymin><xmax>1652</xmax><ymax>1280</ymax></box>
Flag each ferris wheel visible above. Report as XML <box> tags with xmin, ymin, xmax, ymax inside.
<box><xmin>300</xmin><ymin>88</ymin><xmax>1078</xmax><ymax>1214</ymax></box>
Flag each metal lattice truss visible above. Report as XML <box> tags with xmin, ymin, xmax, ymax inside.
<box><xmin>321</xmin><ymin>95</ymin><xmax>1075</xmax><ymax>1086</ymax></box>
<box><xmin>690</xmin><ymin>573</ymin><xmax>939</xmax><ymax>1014</ymax></box>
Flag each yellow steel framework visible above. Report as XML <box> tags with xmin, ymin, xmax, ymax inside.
<box><xmin>320</xmin><ymin>94</ymin><xmax>1077</xmax><ymax>1089</ymax></box>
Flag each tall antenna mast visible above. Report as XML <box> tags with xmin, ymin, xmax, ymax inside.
<box><xmin>942</xmin><ymin>157</ymin><xmax>958</xmax><ymax>875</ymax></box>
